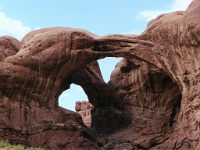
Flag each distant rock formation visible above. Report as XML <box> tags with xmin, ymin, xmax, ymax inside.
<box><xmin>0</xmin><ymin>0</ymin><xmax>200</xmax><ymax>149</ymax></box>
<box><xmin>75</xmin><ymin>101</ymin><xmax>93</xmax><ymax>126</ymax></box>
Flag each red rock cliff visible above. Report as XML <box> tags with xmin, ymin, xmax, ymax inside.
<box><xmin>0</xmin><ymin>1</ymin><xmax>200</xmax><ymax>149</ymax></box>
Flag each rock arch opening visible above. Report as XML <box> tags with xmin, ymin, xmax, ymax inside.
<box><xmin>57</xmin><ymin>55</ymin><xmax>183</xmax><ymax>137</ymax></box>
<box><xmin>88</xmin><ymin>57</ymin><xmax>183</xmax><ymax>137</ymax></box>
<box><xmin>58</xmin><ymin>57</ymin><xmax>123</xmax><ymax>127</ymax></box>
<box><xmin>96</xmin><ymin>57</ymin><xmax>183</xmax><ymax>147</ymax></box>
<box><xmin>98</xmin><ymin>57</ymin><xmax>122</xmax><ymax>83</ymax></box>
<box><xmin>58</xmin><ymin>83</ymin><xmax>94</xmax><ymax>127</ymax></box>
<box><xmin>58</xmin><ymin>84</ymin><xmax>88</xmax><ymax>111</ymax></box>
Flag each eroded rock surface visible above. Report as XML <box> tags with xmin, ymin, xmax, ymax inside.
<box><xmin>75</xmin><ymin>101</ymin><xmax>93</xmax><ymax>127</ymax></box>
<box><xmin>0</xmin><ymin>0</ymin><xmax>200</xmax><ymax>149</ymax></box>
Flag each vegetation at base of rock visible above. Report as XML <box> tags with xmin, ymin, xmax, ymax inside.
<box><xmin>0</xmin><ymin>141</ymin><xmax>44</xmax><ymax>150</ymax></box>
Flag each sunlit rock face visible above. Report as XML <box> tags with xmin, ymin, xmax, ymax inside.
<box><xmin>0</xmin><ymin>0</ymin><xmax>200</xmax><ymax>149</ymax></box>
<box><xmin>75</xmin><ymin>101</ymin><xmax>93</xmax><ymax>127</ymax></box>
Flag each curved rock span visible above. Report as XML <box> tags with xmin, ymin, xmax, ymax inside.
<box><xmin>0</xmin><ymin>0</ymin><xmax>200</xmax><ymax>149</ymax></box>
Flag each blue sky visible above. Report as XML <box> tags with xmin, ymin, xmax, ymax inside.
<box><xmin>0</xmin><ymin>0</ymin><xmax>192</xmax><ymax>111</ymax></box>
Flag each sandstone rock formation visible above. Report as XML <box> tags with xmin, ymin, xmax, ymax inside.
<box><xmin>75</xmin><ymin>101</ymin><xmax>93</xmax><ymax>127</ymax></box>
<box><xmin>0</xmin><ymin>0</ymin><xmax>200</xmax><ymax>149</ymax></box>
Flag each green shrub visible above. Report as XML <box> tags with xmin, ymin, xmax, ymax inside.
<box><xmin>0</xmin><ymin>141</ymin><xmax>44</xmax><ymax>150</ymax></box>
<box><xmin>0</xmin><ymin>140</ymin><xmax>11</xmax><ymax>148</ymax></box>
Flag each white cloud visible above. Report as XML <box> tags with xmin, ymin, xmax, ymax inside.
<box><xmin>138</xmin><ymin>10</ymin><xmax>166</xmax><ymax>22</ymax></box>
<box><xmin>0</xmin><ymin>11</ymin><xmax>32</xmax><ymax>40</ymax></box>
<box><xmin>63</xmin><ymin>93</ymin><xmax>69</xmax><ymax>97</ymax></box>
<box><xmin>138</xmin><ymin>0</ymin><xmax>193</xmax><ymax>22</ymax></box>
<box><xmin>171</xmin><ymin>0</ymin><xmax>192</xmax><ymax>11</ymax></box>
<box><xmin>61</xmin><ymin>92</ymin><xmax>69</xmax><ymax>97</ymax></box>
